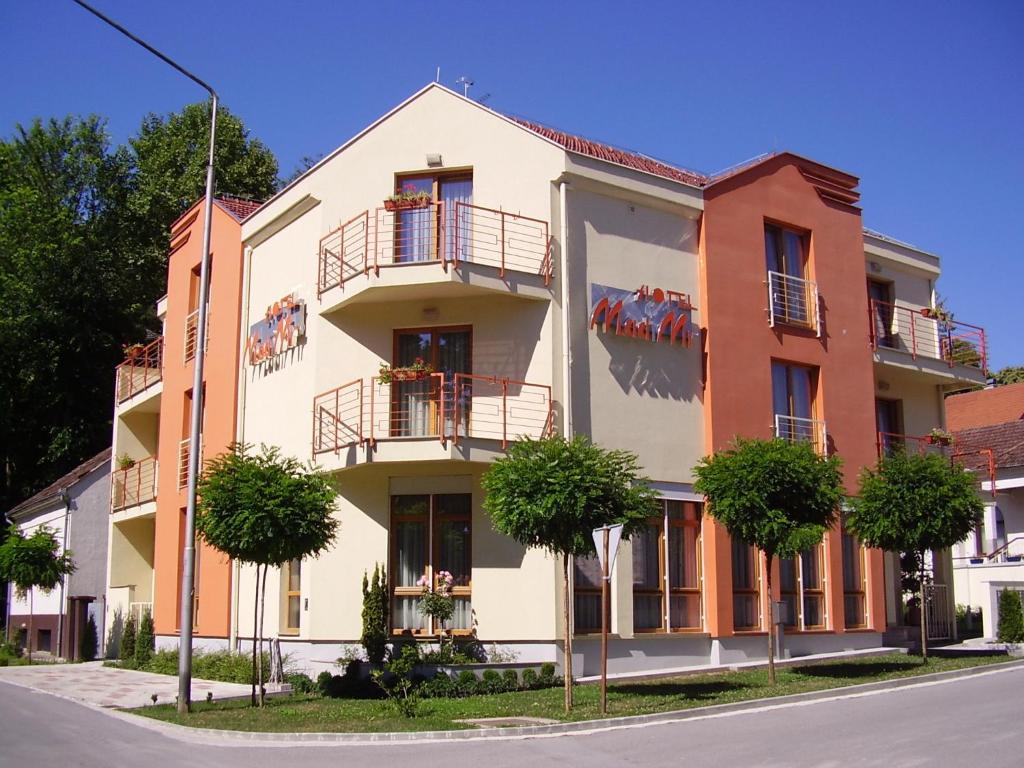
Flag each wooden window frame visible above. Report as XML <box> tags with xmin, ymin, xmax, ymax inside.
<box><xmin>732</xmin><ymin>538</ymin><xmax>762</xmax><ymax>632</ymax></box>
<box><xmin>391</xmin><ymin>326</ymin><xmax>472</xmax><ymax>439</ymax></box>
<box><xmin>393</xmin><ymin>171</ymin><xmax>473</xmax><ymax>263</ymax></box>
<box><xmin>282</xmin><ymin>558</ymin><xmax>302</xmax><ymax>635</ymax></box>
<box><xmin>633</xmin><ymin>500</ymin><xmax>703</xmax><ymax>634</ymax></box>
<box><xmin>764</xmin><ymin>222</ymin><xmax>810</xmax><ymax>280</ymax></box>
<box><xmin>842</xmin><ymin>525</ymin><xmax>868</xmax><ymax>629</ymax></box>
<box><xmin>780</xmin><ymin>543</ymin><xmax>827</xmax><ymax>631</ymax></box>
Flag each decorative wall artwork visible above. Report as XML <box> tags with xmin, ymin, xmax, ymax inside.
<box><xmin>589</xmin><ymin>283</ymin><xmax>694</xmax><ymax>347</ymax></box>
<box><xmin>246</xmin><ymin>294</ymin><xmax>306</xmax><ymax>365</ymax></box>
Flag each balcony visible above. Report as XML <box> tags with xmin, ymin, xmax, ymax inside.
<box><xmin>184</xmin><ymin>306</ymin><xmax>210</xmax><ymax>363</ymax></box>
<box><xmin>767</xmin><ymin>271</ymin><xmax>820</xmax><ymax>335</ymax></box>
<box><xmin>875</xmin><ymin>431</ymin><xmax>996</xmax><ymax>489</ymax></box>
<box><xmin>317</xmin><ymin>202</ymin><xmax>553</xmax><ymax>312</ymax></box>
<box><xmin>115</xmin><ymin>338</ymin><xmax>163</xmax><ymax>408</ymax></box>
<box><xmin>111</xmin><ymin>456</ymin><xmax>158</xmax><ymax>515</ymax></box>
<box><xmin>312</xmin><ymin>372</ymin><xmax>555</xmax><ymax>469</ymax></box>
<box><xmin>868</xmin><ymin>300</ymin><xmax>987</xmax><ymax>383</ymax></box>
<box><xmin>177</xmin><ymin>438</ymin><xmax>205</xmax><ymax>490</ymax></box>
<box><xmin>774</xmin><ymin>414</ymin><xmax>828</xmax><ymax>455</ymax></box>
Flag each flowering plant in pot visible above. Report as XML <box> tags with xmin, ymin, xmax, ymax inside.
<box><xmin>377</xmin><ymin>357</ymin><xmax>434</xmax><ymax>385</ymax></box>
<box><xmin>384</xmin><ymin>183</ymin><xmax>432</xmax><ymax>212</ymax></box>
<box><xmin>418</xmin><ymin>570</ymin><xmax>456</xmax><ymax>650</ymax></box>
<box><xmin>925</xmin><ymin>427</ymin><xmax>954</xmax><ymax>446</ymax></box>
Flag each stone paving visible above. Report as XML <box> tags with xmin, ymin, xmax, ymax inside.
<box><xmin>0</xmin><ymin>660</ymin><xmax>253</xmax><ymax>709</ymax></box>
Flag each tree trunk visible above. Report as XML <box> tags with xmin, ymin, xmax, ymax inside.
<box><xmin>562</xmin><ymin>552</ymin><xmax>573</xmax><ymax>712</ymax></box>
<box><xmin>765</xmin><ymin>554</ymin><xmax>776</xmax><ymax>685</ymax></box>
<box><xmin>27</xmin><ymin>590</ymin><xmax>33</xmax><ymax>664</ymax></box>
<box><xmin>919</xmin><ymin>552</ymin><xmax>928</xmax><ymax>663</ymax></box>
<box><xmin>257</xmin><ymin>564</ymin><xmax>268</xmax><ymax>707</ymax></box>
<box><xmin>250</xmin><ymin>564</ymin><xmax>260</xmax><ymax>706</ymax></box>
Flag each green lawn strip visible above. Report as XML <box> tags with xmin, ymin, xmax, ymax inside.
<box><xmin>127</xmin><ymin>653</ymin><xmax>1009</xmax><ymax>733</ymax></box>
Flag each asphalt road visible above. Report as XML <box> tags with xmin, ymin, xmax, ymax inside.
<box><xmin>2</xmin><ymin>665</ymin><xmax>1021</xmax><ymax>767</ymax></box>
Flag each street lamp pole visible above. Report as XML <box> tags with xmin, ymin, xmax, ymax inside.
<box><xmin>72</xmin><ymin>0</ymin><xmax>217</xmax><ymax>714</ymax></box>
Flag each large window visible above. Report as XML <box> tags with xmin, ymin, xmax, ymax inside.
<box><xmin>867</xmin><ymin>279</ymin><xmax>895</xmax><ymax>348</ymax></box>
<box><xmin>394</xmin><ymin>173</ymin><xmax>473</xmax><ymax>264</ymax></box>
<box><xmin>765</xmin><ymin>223</ymin><xmax>812</xmax><ymax>327</ymax></box>
<box><xmin>283</xmin><ymin>559</ymin><xmax>301</xmax><ymax>633</ymax></box>
<box><xmin>573</xmin><ymin>555</ymin><xmax>603</xmax><ymax>634</ymax></box>
<box><xmin>392</xmin><ymin>327</ymin><xmax>471</xmax><ymax>438</ymax></box>
<box><xmin>875</xmin><ymin>398</ymin><xmax>904</xmax><ymax>455</ymax></box>
<box><xmin>779</xmin><ymin>543</ymin><xmax>826</xmax><ymax>630</ymax></box>
<box><xmin>732</xmin><ymin>539</ymin><xmax>761</xmax><ymax>631</ymax></box>
<box><xmin>391</xmin><ymin>494</ymin><xmax>472</xmax><ymax>635</ymax></box>
<box><xmin>842</xmin><ymin>518</ymin><xmax>867</xmax><ymax>629</ymax></box>
<box><xmin>772</xmin><ymin>361</ymin><xmax>821</xmax><ymax>449</ymax></box>
<box><xmin>633</xmin><ymin>500</ymin><xmax>702</xmax><ymax>633</ymax></box>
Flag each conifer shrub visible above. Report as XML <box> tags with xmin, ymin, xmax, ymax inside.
<box><xmin>79</xmin><ymin>614</ymin><xmax>98</xmax><ymax>662</ymax></box>
<box><xmin>119</xmin><ymin>613</ymin><xmax>137</xmax><ymax>662</ymax></box>
<box><xmin>134</xmin><ymin>610</ymin><xmax>154</xmax><ymax>666</ymax></box>
<box><xmin>997</xmin><ymin>589</ymin><xmax>1024</xmax><ymax>643</ymax></box>
<box><xmin>361</xmin><ymin>564</ymin><xmax>389</xmax><ymax>666</ymax></box>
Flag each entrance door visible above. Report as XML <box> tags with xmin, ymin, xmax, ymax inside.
<box><xmin>392</xmin><ymin>328</ymin><xmax>471</xmax><ymax>437</ymax></box>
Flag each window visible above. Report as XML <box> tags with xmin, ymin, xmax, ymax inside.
<box><xmin>392</xmin><ymin>327</ymin><xmax>471</xmax><ymax>438</ymax></box>
<box><xmin>867</xmin><ymin>279</ymin><xmax>895</xmax><ymax>348</ymax></box>
<box><xmin>573</xmin><ymin>555</ymin><xmax>604</xmax><ymax>634</ymax></box>
<box><xmin>732</xmin><ymin>538</ymin><xmax>761</xmax><ymax>631</ymax></box>
<box><xmin>779</xmin><ymin>543</ymin><xmax>826</xmax><ymax>630</ymax></box>
<box><xmin>875</xmin><ymin>398</ymin><xmax>904</xmax><ymax>455</ymax></box>
<box><xmin>184</xmin><ymin>262</ymin><xmax>212</xmax><ymax>363</ymax></box>
<box><xmin>391</xmin><ymin>494</ymin><xmax>471</xmax><ymax>635</ymax></box>
<box><xmin>633</xmin><ymin>500</ymin><xmax>702</xmax><ymax>632</ymax></box>
<box><xmin>765</xmin><ymin>223</ymin><xmax>814</xmax><ymax>328</ymax></box>
<box><xmin>842</xmin><ymin>518</ymin><xmax>867</xmax><ymax>628</ymax></box>
<box><xmin>283</xmin><ymin>559</ymin><xmax>302</xmax><ymax>633</ymax></box>
<box><xmin>394</xmin><ymin>173</ymin><xmax>473</xmax><ymax>264</ymax></box>
<box><xmin>772</xmin><ymin>361</ymin><xmax>822</xmax><ymax>449</ymax></box>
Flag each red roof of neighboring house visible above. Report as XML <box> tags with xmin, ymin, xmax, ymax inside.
<box><xmin>945</xmin><ymin>383</ymin><xmax>1024</xmax><ymax>432</ymax></box>
<box><xmin>954</xmin><ymin>421</ymin><xmax>1024</xmax><ymax>472</ymax></box>
<box><xmin>509</xmin><ymin>117</ymin><xmax>708</xmax><ymax>187</ymax></box>
<box><xmin>6</xmin><ymin>448</ymin><xmax>112</xmax><ymax>519</ymax></box>
<box><xmin>216</xmin><ymin>197</ymin><xmax>263</xmax><ymax>221</ymax></box>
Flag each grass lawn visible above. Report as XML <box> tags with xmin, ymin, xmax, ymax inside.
<box><xmin>129</xmin><ymin>653</ymin><xmax>1012</xmax><ymax>733</ymax></box>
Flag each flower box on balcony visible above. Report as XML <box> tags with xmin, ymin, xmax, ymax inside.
<box><xmin>384</xmin><ymin>198</ymin><xmax>432</xmax><ymax>212</ymax></box>
<box><xmin>925</xmin><ymin>430</ymin><xmax>953</xmax><ymax>446</ymax></box>
<box><xmin>378</xmin><ymin>358</ymin><xmax>434</xmax><ymax>385</ymax></box>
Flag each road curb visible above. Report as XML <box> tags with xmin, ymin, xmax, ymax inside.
<box><xmin>105</xmin><ymin>657</ymin><xmax>1024</xmax><ymax>746</ymax></box>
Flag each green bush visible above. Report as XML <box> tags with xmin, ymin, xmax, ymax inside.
<box><xmin>418</xmin><ymin>673</ymin><xmax>457</xmax><ymax>698</ymax></box>
<box><xmin>361</xmin><ymin>565</ymin><xmax>389</xmax><ymax>666</ymax></box>
<box><xmin>502</xmin><ymin>669</ymin><xmax>519</xmax><ymax>690</ymax></box>
<box><xmin>286</xmin><ymin>672</ymin><xmax>315</xmax><ymax>694</ymax></box>
<box><xmin>127</xmin><ymin>648</ymin><xmax>270</xmax><ymax>684</ymax></box>
<box><xmin>521</xmin><ymin>668</ymin><xmax>538</xmax><ymax>689</ymax></box>
<box><xmin>134</xmin><ymin>611</ymin><xmax>154</xmax><ymax>667</ymax></box>
<box><xmin>79</xmin><ymin>614</ymin><xmax>98</xmax><ymax>662</ymax></box>
<box><xmin>539</xmin><ymin>662</ymin><xmax>556</xmax><ymax>682</ymax></box>
<box><xmin>119</xmin><ymin>614</ymin><xmax>137</xmax><ymax>662</ymax></box>
<box><xmin>997</xmin><ymin>589</ymin><xmax>1024</xmax><ymax>643</ymax></box>
<box><xmin>371</xmin><ymin>645</ymin><xmax>420</xmax><ymax>717</ymax></box>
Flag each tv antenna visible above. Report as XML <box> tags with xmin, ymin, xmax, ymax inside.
<box><xmin>455</xmin><ymin>75</ymin><xmax>474</xmax><ymax>97</ymax></box>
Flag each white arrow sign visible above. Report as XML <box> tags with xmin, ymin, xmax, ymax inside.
<box><xmin>592</xmin><ymin>524</ymin><xmax>624</xmax><ymax>578</ymax></box>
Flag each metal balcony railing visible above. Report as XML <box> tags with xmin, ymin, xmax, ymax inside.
<box><xmin>129</xmin><ymin>601</ymin><xmax>153</xmax><ymax>625</ymax></box>
<box><xmin>774</xmin><ymin>414</ymin><xmax>828</xmax><ymax>455</ymax></box>
<box><xmin>312</xmin><ymin>372</ymin><xmax>555</xmax><ymax>455</ymax></box>
<box><xmin>767</xmin><ymin>271</ymin><xmax>820</xmax><ymax>334</ymax></box>
<box><xmin>111</xmin><ymin>456</ymin><xmax>158</xmax><ymax>511</ymax></box>
<box><xmin>868</xmin><ymin>300</ymin><xmax>987</xmax><ymax>371</ymax></box>
<box><xmin>317</xmin><ymin>201</ymin><xmax>553</xmax><ymax>297</ymax></box>
<box><xmin>178</xmin><ymin>438</ymin><xmax>205</xmax><ymax>490</ymax></box>
<box><xmin>184</xmin><ymin>306</ymin><xmax>210</xmax><ymax>363</ymax></box>
<box><xmin>875</xmin><ymin>431</ymin><xmax>955</xmax><ymax>459</ymax></box>
<box><xmin>115</xmin><ymin>337</ymin><xmax>163</xmax><ymax>404</ymax></box>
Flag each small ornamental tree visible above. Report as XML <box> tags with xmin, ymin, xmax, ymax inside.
<box><xmin>361</xmin><ymin>564</ymin><xmax>389</xmax><ymax>666</ymax></box>
<box><xmin>79</xmin><ymin>613</ymin><xmax>98</xmax><ymax>662</ymax></box>
<box><xmin>0</xmin><ymin>527</ymin><xmax>75</xmax><ymax>663</ymax></box>
<box><xmin>119</xmin><ymin>613</ymin><xmax>137</xmax><ymax>663</ymax></box>
<box><xmin>196</xmin><ymin>443</ymin><xmax>338</xmax><ymax>706</ymax></box>
<box><xmin>848</xmin><ymin>451</ymin><xmax>983</xmax><ymax>661</ymax></box>
<box><xmin>482</xmin><ymin>435</ymin><xmax>657</xmax><ymax>712</ymax></box>
<box><xmin>694</xmin><ymin>438</ymin><xmax>844</xmax><ymax>684</ymax></box>
<box><xmin>996</xmin><ymin>589</ymin><xmax>1024</xmax><ymax>644</ymax></box>
<box><xmin>135</xmin><ymin>610</ymin><xmax>155</xmax><ymax>667</ymax></box>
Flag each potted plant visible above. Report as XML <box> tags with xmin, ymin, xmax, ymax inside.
<box><xmin>383</xmin><ymin>183</ymin><xmax>432</xmax><ymax>212</ymax></box>
<box><xmin>417</xmin><ymin>570</ymin><xmax>455</xmax><ymax>649</ymax></box>
<box><xmin>122</xmin><ymin>342</ymin><xmax>145</xmax><ymax>358</ymax></box>
<box><xmin>377</xmin><ymin>358</ymin><xmax>434</xmax><ymax>385</ymax></box>
<box><xmin>116</xmin><ymin>453</ymin><xmax>136</xmax><ymax>471</ymax></box>
<box><xmin>921</xmin><ymin>298</ymin><xmax>953</xmax><ymax>325</ymax></box>
<box><xmin>925</xmin><ymin>428</ymin><xmax>954</xmax><ymax>446</ymax></box>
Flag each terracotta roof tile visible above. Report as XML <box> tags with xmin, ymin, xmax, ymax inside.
<box><xmin>945</xmin><ymin>384</ymin><xmax>1024</xmax><ymax>432</ymax></box>
<box><xmin>6</xmin><ymin>448</ymin><xmax>112</xmax><ymax>518</ymax></box>
<box><xmin>955</xmin><ymin>421</ymin><xmax>1024</xmax><ymax>471</ymax></box>
<box><xmin>215</xmin><ymin>197</ymin><xmax>263</xmax><ymax>221</ymax></box>
<box><xmin>509</xmin><ymin>117</ymin><xmax>708</xmax><ymax>187</ymax></box>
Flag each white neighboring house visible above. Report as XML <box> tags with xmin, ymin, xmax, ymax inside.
<box><xmin>4</xmin><ymin>449</ymin><xmax>111</xmax><ymax>659</ymax></box>
<box><xmin>952</xmin><ymin>420</ymin><xmax>1024</xmax><ymax>638</ymax></box>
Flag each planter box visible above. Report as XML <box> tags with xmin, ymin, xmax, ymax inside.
<box><xmin>383</xmin><ymin>198</ymin><xmax>432</xmax><ymax>212</ymax></box>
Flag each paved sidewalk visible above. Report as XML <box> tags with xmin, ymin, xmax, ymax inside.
<box><xmin>0</xmin><ymin>661</ymin><xmax>253</xmax><ymax>708</ymax></box>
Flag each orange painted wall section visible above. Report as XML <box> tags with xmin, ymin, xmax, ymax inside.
<box><xmin>700</xmin><ymin>156</ymin><xmax>885</xmax><ymax>635</ymax></box>
<box><xmin>152</xmin><ymin>202</ymin><xmax>245</xmax><ymax>638</ymax></box>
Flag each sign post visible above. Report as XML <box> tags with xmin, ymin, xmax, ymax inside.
<box><xmin>592</xmin><ymin>523</ymin><xmax>623</xmax><ymax>715</ymax></box>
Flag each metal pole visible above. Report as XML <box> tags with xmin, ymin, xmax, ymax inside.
<box><xmin>600</xmin><ymin>526</ymin><xmax>609</xmax><ymax>715</ymax></box>
<box><xmin>71</xmin><ymin>0</ymin><xmax>218</xmax><ymax>715</ymax></box>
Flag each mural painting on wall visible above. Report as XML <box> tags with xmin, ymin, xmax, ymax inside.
<box><xmin>589</xmin><ymin>283</ymin><xmax>694</xmax><ymax>347</ymax></box>
<box><xmin>247</xmin><ymin>294</ymin><xmax>306</xmax><ymax>365</ymax></box>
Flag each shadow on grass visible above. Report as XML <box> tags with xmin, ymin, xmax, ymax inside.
<box><xmin>611</xmin><ymin>680</ymin><xmax>749</xmax><ymax>701</ymax></box>
<box><xmin>794</xmin><ymin>660</ymin><xmax>919</xmax><ymax>679</ymax></box>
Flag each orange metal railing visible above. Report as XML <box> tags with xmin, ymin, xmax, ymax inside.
<box><xmin>317</xmin><ymin>201</ymin><xmax>553</xmax><ymax>297</ymax></box>
<box><xmin>312</xmin><ymin>371</ymin><xmax>554</xmax><ymax>455</ymax></box>
<box><xmin>868</xmin><ymin>300</ymin><xmax>987</xmax><ymax>371</ymax></box>
<box><xmin>184</xmin><ymin>306</ymin><xmax>210</xmax><ymax>363</ymax></box>
<box><xmin>875</xmin><ymin>431</ymin><xmax>953</xmax><ymax>459</ymax></box>
<box><xmin>178</xmin><ymin>438</ymin><xmax>205</xmax><ymax>489</ymax></box>
<box><xmin>115</xmin><ymin>337</ymin><xmax>163</xmax><ymax>404</ymax></box>
<box><xmin>111</xmin><ymin>456</ymin><xmax>158</xmax><ymax>511</ymax></box>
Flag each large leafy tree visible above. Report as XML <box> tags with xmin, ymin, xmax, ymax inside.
<box><xmin>481</xmin><ymin>435</ymin><xmax>657</xmax><ymax>712</ymax></box>
<box><xmin>129</xmin><ymin>102</ymin><xmax>278</xmax><ymax>255</ymax></box>
<box><xmin>196</xmin><ymin>444</ymin><xmax>337</xmax><ymax>707</ymax></box>
<box><xmin>0</xmin><ymin>526</ymin><xmax>75</xmax><ymax>662</ymax></box>
<box><xmin>693</xmin><ymin>438</ymin><xmax>844</xmax><ymax>683</ymax></box>
<box><xmin>848</xmin><ymin>451</ymin><xmax>983</xmax><ymax>661</ymax></box>
<box><xmin>0</xmin><ymin>117</ymin><xmax>156</xmax><ymax>511</ymax></box>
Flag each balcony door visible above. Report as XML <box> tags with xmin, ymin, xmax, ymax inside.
<box><xmin>392</xmin><ymin>327</ymin><xmax>471</xmax><ymax>437</ymax></box>
<box><xmin>394</xmin><ymin>174</ymin><xmax>473</xmax><ymax>264</ymax></box>
<box><xmin>772</xmin><ymin>361</ymin><xmax>817</xmax><ymax>444</ymax></box>
<box><xmin>867</xmin><ymin>279</ymin><xmax>895</xmax><ymax>348</ymax></box>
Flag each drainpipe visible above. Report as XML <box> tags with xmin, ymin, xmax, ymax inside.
<box><xmin>56</xmin><ymin>488</ymin><xmax>71</xmax><ymax>659</ymax></box>
<box><xmin>559</xmin><ymin>181</ymin><xmax>573</xmax><ymax>438</ymax></box>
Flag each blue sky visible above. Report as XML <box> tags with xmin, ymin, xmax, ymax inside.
<box><xmin>2</xmin><ymin>1</ymin><xmax>1021</xmax><ymax>369</ymax></box>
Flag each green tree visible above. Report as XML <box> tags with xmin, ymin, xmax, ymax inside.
<box><xmin>361</xmin><ymin>564</ymin><xmax>389</xmax><ymax>666</ymax></box>
<box><xmin>693</xmin><ymin>438</ymin><xmax>843</xmax><ymax>683</ymax></box>
<box><xmin>135</xmin><ymin>609</ymin><xmax>154</xmax><ymax>667</ymax></box>
<box><xmin>129</xmin><ymin>102</ymin><xmax>278</xmax><ymax>256</ymax></box>
<box><xmin>196</xmin><ymin>444</ymin><xmax>337</xmax><ymax>707</ymax></box>
<box><xmin>79</xmin><ymin>613</ymin><xmax>98</xmax><ymax>662</ymax></box>
<box><xmin>0</xmin><ymin>117</ymin><xmax>154</xmax><ymax>511</ymax></box>
<box><xmin>997</xmin><ymin>589</ymin><xmax>1024</xmax><ymax>643</ymax></box>
<box><xmin>848</xmin><ymin>451</ymin><xmax>983</xmax><ymax>661</ymax></box>
<box><xmin>993</xmin><ymin>366</ymin><xmax>1024</xmax><ymax>386</ymax></box>
<box><xmin>119</xmin><ymin>613</ymin><xmax>137</xmax><ymax>663</ymax></box>
<box><xmin>0</xmin><ymin>527</ymin><xmax>75</xmax><ymax>662</ymax></box>
<box><xmin>481</xmin><ymin>435</ymin><xmax>657</xmax><ymax>711</ymax></box>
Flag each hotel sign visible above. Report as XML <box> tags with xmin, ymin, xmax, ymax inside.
<box><xmin>589</xmin><ymin>283</ymin><xmax>693</xmax><ymax>347</ymax></box>
<box><xmin>247</xmin><ymin>294</ymin><xmax>306</xmax><ymax>365</ymax></box>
